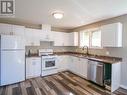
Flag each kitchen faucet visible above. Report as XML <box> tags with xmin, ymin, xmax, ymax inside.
<box><xmin>82</xmin><ymin>46</ymin><xmax>89</xmax><ymax>55</ymax></box>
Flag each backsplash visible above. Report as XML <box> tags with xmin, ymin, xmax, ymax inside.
<box><xmin>74</xmin><ymin>47</ymin><xmax>108</xmax><ymax>56</ymax></box>
<box><xmin>26</xmin><ymin>41</ymin><xmax>115</xmax><ymax>57</ymax></box>
<box><xmin>25</xmin><ymin>41</ymin><xmax>77</xmax><ymax>55</ymax></box>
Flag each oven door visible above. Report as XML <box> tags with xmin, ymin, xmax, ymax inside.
<box><xmin>42</xmin><ymin>58</ymin><xmax>57</xmax><ymax>70</ymax></box>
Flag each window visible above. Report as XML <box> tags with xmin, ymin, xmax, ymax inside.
<box><xmin>91</xmin><ymin>30</ymin><xmax>101</xmax><ymax>47</ymax></box>
<box><xmin>80</xmin><ymin>31</ymin><xmax>89</xmax><ymax>47</ymax></box>
<box><xmin>80</xmin><ymin>29</ymin><xmax>101</xmax><ymax>48</ymax></box>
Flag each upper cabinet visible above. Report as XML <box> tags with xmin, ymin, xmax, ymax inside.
<box><xmin>24</xmin><ymin>28</ymin><xmax>40</xmax><ymax>46</ymax></box>
<box><xmin>52</xmin><ymin>31</ymin><xmax>78</xmax><ymax>46</ymax></box>
<box><xmin>39</xmin><ymin>31</ymin><xmax>54</xmax><ymax>41</ymax></box>
<box><xmin>101</xmin><ymin>22</ymin><xmax>122</xmax><ymax>47</ymax></box>
<box><xmin>70</xmin><ymin>32</ymin><xmax>78</xmax><ymax>46</ymax></box>
<box><xmin>0</xmin><ymin>23</ymin><xmax>12</xmax><ymax>35</ymax></box>
<box><xmin>0</xmin><ymin>23</ymin><xmax>25</xmax><ymax>36</ymax></box>
<box><xmin>25</xmin><ymin>28</ymin><xmax>54</xmax><ymax>46</ymax></box>
<box><xmin>12</xmin><ymin>25</ymin><xmax>25</xmax><ymax>36</ymax></box>
<box><xmin>52</xmin><ymin>31</ymin><xmax>65</xmax><ymax>46</ymax></box>
<box><xmin>0</xmin><ymin>23</ymin><xmax>78</xmax><ymax>47</ymax></box>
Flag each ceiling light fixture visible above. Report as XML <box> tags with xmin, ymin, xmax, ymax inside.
<box><xmin>52</xmin><ymin>12</ymin><xmax>64</xmax><ymax>19</ymax></box>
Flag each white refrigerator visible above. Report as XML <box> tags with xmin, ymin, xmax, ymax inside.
<box><xmin>0</xmin><ymin>35</ymin><xmax>25</xmax><ymax>86</ymax></box>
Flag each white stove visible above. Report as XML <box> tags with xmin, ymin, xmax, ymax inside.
<box><xmin>39</xmin><ymin>49</ymin><xmax>58</xmax><ymax>76</ymax></box>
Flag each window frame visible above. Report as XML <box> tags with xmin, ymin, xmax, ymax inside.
<box><xmin>79</xmin><ymin>28</ymin><xmax>102</xmax><ymax>49</ymax></box>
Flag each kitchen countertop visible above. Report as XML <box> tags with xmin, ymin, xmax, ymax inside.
<box><xmin>53</xmin><ymin>52</ymin><xmax>122</xmax><ymax>64</ymax></box>
<box><xmin>26</xmin><ymin>52</ymin><xmax>122</xmax><ymax>64</ymax></box>
<box><xmin>26</xmin><ymin>54</ymin><xmax>41</xmax><ymax>58</ymax></box>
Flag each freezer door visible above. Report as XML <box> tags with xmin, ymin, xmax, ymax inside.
<box><xmin>1</xmin><ymin>35</ymin><xmax>25</xmax><ymax>50</ymax></box>
<box><xmin>0</xmin><ymin>50</ymin><xmax>25</xmax><ymax>86</ymax></box>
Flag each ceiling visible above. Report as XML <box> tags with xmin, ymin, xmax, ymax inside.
<box><xmin>13</xmin><ymin>0</ymin><xmax>127</xmax><ymax>29</ymax></box>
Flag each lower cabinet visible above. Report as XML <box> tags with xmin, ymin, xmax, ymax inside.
<box><xmin>69</xmin><ymin>56</ymin><xmax>88</xmax><ymax>78</ymax></box>
<box><xmin>111</xmin><ymin>62</ymin><xmax>121</xmax><ymax>92</ymax></box>
<box><xmin>26</xmin><ymin>57</ymin><xmax>41</xmax><ymax>79</ymax></box>
<box><xmin>57</xmin><ymin>55</ymin><xmax>88</xmax><ymax>79</ymax></box>
<box><xmin>57</xmin><ymin>55</ymin><xmax>70</xmax><ymax>72</ymax></box>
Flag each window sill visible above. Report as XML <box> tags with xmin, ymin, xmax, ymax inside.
<box><xmin>79</xmin><ymin>46</ymin><xmax>103</xmax><ymax>49</ymax></box>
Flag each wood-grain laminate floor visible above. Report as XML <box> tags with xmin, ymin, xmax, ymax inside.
<box><xmin>0</xmin><ymin>71</ymin><xmax>127</xmax><ymax>95</ymax></box>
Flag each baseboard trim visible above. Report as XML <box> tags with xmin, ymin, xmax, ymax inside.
<box><xmin>120</xmin><ymin>85</ymin><xmax>127</xmax><ymax>90</ymax></box>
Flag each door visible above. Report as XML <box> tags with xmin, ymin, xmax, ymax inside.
<box><xmin>57</xmin><ymin>56</ymin><xmax>68</xmax><ymax>71</ymax></box>
<box><xmin>1</xmin><ymin>50</ymin><xmax>25</xmax><ymax>86</ymax></box>
<box><xmin>80</xmin><ymin>58</ymin><xmax>88</xmax><ymax>78</ymax></box>
<box><xmin>13</xmin><ymin>25</ymin><xmax>25</xmax><ymax>36</ymax></box>
<box><xmin>87</xmin><ymin>60</ymin><xmax>97</xmax><ymax>82</ymax></box>
<box><xmin>42</xmin><ymin>58</ymin><xmax>56</xmax><ymax>70</ymax></box>
<box><xmin>71</xmin><ymin>57</ymin><xmax>79</xmax><ymax>73</ymax></box>
<box><xmin>32</xmin><ymin>59</ymin><xmax>41</xmax><ymax>77</ymax></box>
<box><xmin>52</xmin><ymin>31</ymin><xmax>64</xmax><ymax>46</ymax></box>
<box><xmin>26</xmin><ymin>58</ymin><xmax>41</xmax><ymax>79</ymax></box>
<box><xmin>1</xmin><ymin>35</ymin><xmax>25</xmax><ymax>49</ymax></box>
<box><xmin>24</xmin><ymin>28</ymin><xmax>40</xmax><ymax>46</ymax></box>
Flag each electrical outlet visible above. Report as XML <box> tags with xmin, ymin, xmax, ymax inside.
<box><xmin>106</xmin><ymin>51</ymin><xmax>110</xmax><ymax>55</ymax></box>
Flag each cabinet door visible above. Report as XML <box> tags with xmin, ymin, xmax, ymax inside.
<box><xmin>0</xmin><ymin>23</ymin><xmax>25</xmax><ymax>36</ymax></box>
<box><xmin>80</xmin><ymin>58</ymin><xmax>88</xmax><ymax>78</ymax></box>
<box><xmin>32</xmin><ymin>58</ymin><xmax>41</xmax><ymax>77</ymax></box>
<box><xmin>76</xmin><ymin>58</ymin><xmax>81</xmax><ymax>75</ymax></box>
<box><xmin>39</xmin><ymin>31</ymin><xmax>51</xmax><ymax>41</ymax></box>
<box><xmin>25</xmin><ymin>28</ymin><xmax>40</xmax><ymax>46</ymax></box>
<box><xmin>101</xmin><ymin>23</ymin><xmax>122</xmax><ymax>47</ymax></box>
<box><xmin>0</xmin><ymin>23</ymin><xmax>12</xmax><ymax>35</ymax></box>
<box><xmin>57</xmin><ymin>56</ymin><xmax>69</xmax><ymax>72</ymax></box>
<box><xmin>53</xmin><ymin>31</ymin><xmax>64</xmax><ymax>46</ymax></box>
<box><xmin>26</xmin><ymin>58</ymin><xmax>32</xmax><ymax>78</ymax></box>
<box><xmin>26</xmin><ymin>58</ymin><xmax>41</xmax><ymax>79</ymax></box>
<box><xmin>70</xmin><ymin>57</ymin><xmax>79</xmax><ymax>73</ymax></box>
<box><xmin>13</xmin><ymin>25</ymin><xmax>25</xmax><ymax>36</ymax></box>
<box><xmin>68</xmin><ymin>56</ymin><xmax>73</xmax><ymax>71</ymax></box>
<box><xmin>111</xmin><ymin>62</ymin><xmax>121</xmax><ymax>92</ymax></box>
<box><xmin>69</xmin><ymin>32</ymin><xmax>78</xmax><ymax>46</ymax></box>
<box><xmin>62</xmin><ymin>33</ymin><xmax>70</xmax><ymax>46</ymax></box>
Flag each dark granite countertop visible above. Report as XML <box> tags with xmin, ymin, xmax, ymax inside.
<box><xmin>26</xmin><ymin>52</ymin><xmax>122</xmax><ymax>64</ymax></box>
<box><xmin>26</xmin><ymin>54</ymin><xmax>41</xmax><ymax>58</ymax></box>
<box><xmin>53</xmin><ymin>52</ymin><xmax>122</xmax><ymax>64</ymax></box>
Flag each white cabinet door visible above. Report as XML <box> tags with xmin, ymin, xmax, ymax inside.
<box><xmin>13</xmin><ymin>25</ymin><xmax>25</xmax><ymax>36</ymax></box>
<box><xmin>52</xmin><ymin>31</ymin><xmax>64</xmax><ymax>46</ymax></box>
<box><xmin>69</xmin><ymin>32</ymin><xmax>79</xmax><ymax>46</ymax></box>
<box><xmin>68</xmin><ymin>56</ymin><xmax>88</xmax><ymax>79</ymax></box>
<box><xmin>80</xmin><ymin>58</ymin><xmax>88</xmax><ymax>78</ymax></box>
<box><xmin>101</xmin><ymin>22</ymin><xmax>122</xmax><ymax>47</ymax></box>
<box><xmin>26</xmin><ymin>57</ymin><xmax>41</xmax><ymax>79</ymax></box>
<box><xmin>25</xmin><ymin>28</ymin><xmax>40</xmax><ymax>46</ymax></box>
<box><xmin>69</xmin><ymin>56</ymin><xmax>79</xmax><ymax>73</ymax></box>
<box><xmin>0</xmin><ymin>23</ymin><xmax>25</xmax><ymax>36</ymax></box>
<box><xmin>68</xmin><ymin>56</ymin><xmax>73</xmax><ymax>72</ymax></box>
<box><xmin>57</xmin><ymin>56</ymin><xmax>70</xmax><ymax>72</ymax></box>
<box><xmin>111</xmin><ymin>62</ymin><xmax>121</xmax><ymax>92</ymax></box>
<box><xmin>39</xmin><ymin>31</ymin><xmax>53</xmax><ymax>41</ymax></box>
<box><xmin>52</xmin><ymin>31</ymin><xmax>78</xmax><ymax>46</ymax></box>
<box><xmin>62</xmin><ymin>33</ymin><xmax>70</xmax><ymax>46</ymax></box>
<box><xmin>0</xmin><ymin>23</ymin><xmax>12</xmax><ymax>35</ymax></box>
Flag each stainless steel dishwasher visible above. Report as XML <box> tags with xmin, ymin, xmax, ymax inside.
<box><xmin>87</xmin><ymin>60</ymin><xmax>104</xmax><ymax>86</ymax></box>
